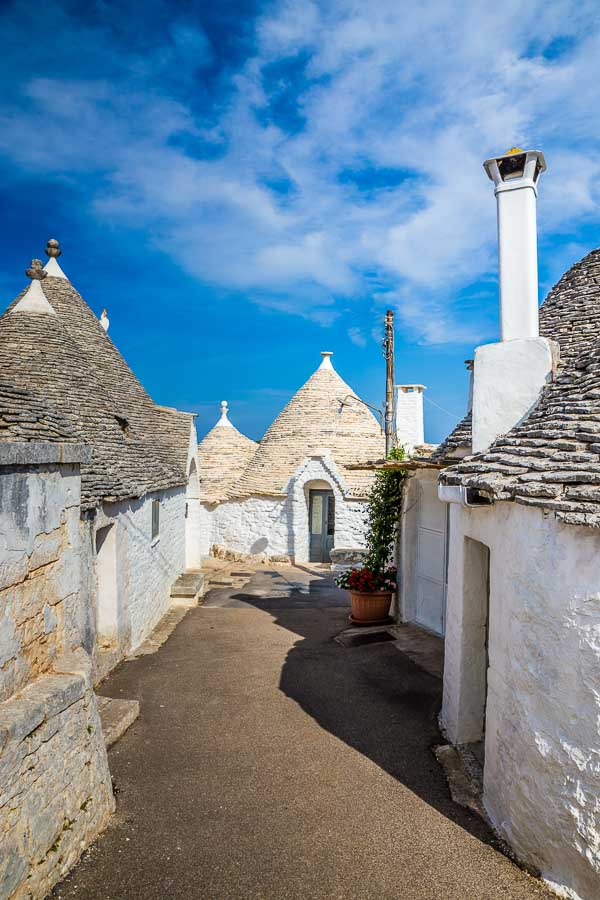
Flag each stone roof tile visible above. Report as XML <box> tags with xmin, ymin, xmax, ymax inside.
<box><xmin>1</xmin><ymin>269</ymin><xmax>191</xmax><ymax>506</ymax></box>
<box><xmin>230</xmin><ymin>355</ymin><xmax>385</xmax><ymax>500</ymax></box>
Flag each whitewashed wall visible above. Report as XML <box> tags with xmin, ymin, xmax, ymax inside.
<box><xmin>442</xmin><ymin>500</ymin><xmax>600</xmax><ymax>900</ymax></box>
<box><xmin>85</xmin><ymin>485</ymin><xmax>186</xmax><ymax>663</ymax></box>
<box><xmin>212</xmin><ymin>495</ymin><xmax>291</xmax><ymax>556</ymax></box>
<box><xmin>204</xmin><ymin>455</ymin><xmax>369</xmax><ymax>563</ymax></box>
<box><xmin>397</xmin><ymin>467</ymin><xmax>448</xmax><ymax>634</ymax></box>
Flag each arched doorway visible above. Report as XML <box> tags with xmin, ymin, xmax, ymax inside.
<box><xmin>308</xmin><ymin>488</ymin><xmax>335</xmax><ymax>563</ymax></box>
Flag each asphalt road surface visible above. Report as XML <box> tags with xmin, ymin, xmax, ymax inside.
<box><xmin>52</xmin><ymin>566</ymin><xmax>551</xmax><ymax>900</ymax></box>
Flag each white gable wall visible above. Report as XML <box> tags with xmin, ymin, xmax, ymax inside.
<box><xmin>442</xmin><ymin>500</ymin><xmax>600</xmax><ymax>900</ymax></box>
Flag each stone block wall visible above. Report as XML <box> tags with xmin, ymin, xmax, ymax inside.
<box><xmin>0</xmin><ymin>444</ymin><xmax>114</xmax><ymax>898</ymax></box>
<box><xmin>0</xmin><ymin>460</ymin><xmax>83</xmax><ymax>702</ymax></box>
<box><xmin>0</xmin><ymin>651</ymin><xmax>114</xmax><ymax>899</ymax></box>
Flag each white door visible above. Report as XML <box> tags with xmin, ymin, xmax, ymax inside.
<box><xmin>415</xmin><ymin>479</ymin><xmax>447</xmax><ymax>635</ymax></box>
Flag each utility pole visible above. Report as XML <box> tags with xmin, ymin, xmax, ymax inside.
<box><xmin>382</xmin><ymin>309</ymin><xmax>395</xmax><ymax>457</ymax></box>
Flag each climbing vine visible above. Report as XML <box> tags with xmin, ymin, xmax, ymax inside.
<box><xmin>363</xmin><ymin>446</ymin><xmax>407</xmax><ymax>573</ymax></box>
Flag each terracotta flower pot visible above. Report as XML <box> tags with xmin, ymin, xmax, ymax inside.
<box><xmin>348</xmin><ymin>590</ymin><xmax>392</xmax><ymax>624</ymax></box>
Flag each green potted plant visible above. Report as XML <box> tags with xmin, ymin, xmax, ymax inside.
<box><xmin>336</xmin><ymin>447</ymin><xmax>406</xmax><ymax>625</ymax></box>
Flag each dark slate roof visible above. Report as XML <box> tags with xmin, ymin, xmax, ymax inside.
<box><xmin>0</xmin><ymin>274</ymin><xmax>192</xmax><ymax>507</ymax></box>
<box><xmin>441</xmin><ymin>247</ymin><xmax>600</xmax><ymax>526</ymax></box>
<box><xmin>430</xmin><ymin>411</ymin><xmax>472</xmax><ymax>463</ymax></box>
<box><xmin>0</xmin><ymin>380</ymin><xmax>81</xmax><ymax>443</ymax></box>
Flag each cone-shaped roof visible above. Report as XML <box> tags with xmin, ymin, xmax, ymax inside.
<box><xmin>0</xmin><ymin>243</ymin><xmax>193</xmax><ymax>506</ymax></box>
<box><xmin>231</xmin><ymin>352</ymin><xmax>385</xmax><ymax>499</ymax></box>
<box><xmin>199</xmin><ymin>402</ymin><xmax>258</xmax><ymax>503</ymax></box>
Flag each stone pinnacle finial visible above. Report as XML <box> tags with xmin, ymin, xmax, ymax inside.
<box><xmin>45</xmin><ymin>239</ymin><xmax>61</xmax><ymax>258</ymax></box>
<box><xmin>26</xmin><ymin>259</ymin><xmax>47</xmax><ymax>281</ymax></box>
<box><xmin>216</xmin><ymin>400</ymin><xmax>233</xmax><ymax>427</ymax></box>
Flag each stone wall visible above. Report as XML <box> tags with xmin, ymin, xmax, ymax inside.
<box><xmin>84</xmin><ymin>485</ymin><xmax>186</xmax><ymax>667</ymax></box>
<box><xmin>205</xmin><ymin>455</ymin><xmax>370</xmax><ymax>564</ymax></box>
<box><xmin>0</xmin><ymin>458</ymin><xmax>82</xmax><ymax>701</ymax></box>
<box><xmin>0</xmin><ymin>443</ymin><xmax>113</xmax><ymax>899</ymax></box>
<box><xmin>442</xmin><ymin>500</ymin><xmax>600</xmax><ymax>899</ymax></box>
<box><xmin>211</xmin><ymin>495</ymin><xmax>291</xmax><ymax>557</ymax></box>
<box><xmin>0</xmin><ymin>651</ymin><xmax>114</xmax><ymax>899</ymax></box>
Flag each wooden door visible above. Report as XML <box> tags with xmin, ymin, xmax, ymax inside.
<box><xmin>309</xmin><ymin>490</ymin><xmax>335</xmax><ymax>563</ymax></box>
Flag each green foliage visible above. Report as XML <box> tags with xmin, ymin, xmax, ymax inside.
<box><xmin>363</xmin><ymin>446</ymin><xmax>407</xmax><ymax>573</ymax></box>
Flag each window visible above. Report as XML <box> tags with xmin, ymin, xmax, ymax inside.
<box><xmin>151</xmin><ymin>499</ymin><xmax>160</xmax><ymax>540</ymax></box>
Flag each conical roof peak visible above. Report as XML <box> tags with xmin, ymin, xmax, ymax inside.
<box><xmin>231</xmin><ymin>354</ymin><xmax>385</xmax><ymax>499</ymax></box>
<box><xmin>199</xmin><ymin>402</ymin><xmax>258</xmax><ymax>503</ymax></box>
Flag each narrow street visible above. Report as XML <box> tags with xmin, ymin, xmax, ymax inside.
<box><xmin>53</xmin><ymin>567</ymin><xmax>550</xmax><ymax>900</ymax></box>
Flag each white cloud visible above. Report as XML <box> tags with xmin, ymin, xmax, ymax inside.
<box><xmin>348</xmin><ymin>326</ymin><xmax>366</xmax><ymax>347</ymax></box>
<box><xmin>1</xmin><ymin>0</ymin><xmax>600</xmax><ymax>343</ymax></box>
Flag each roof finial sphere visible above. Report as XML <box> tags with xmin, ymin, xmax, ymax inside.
<box><xmin>26</xmin><ymin>259</ymin><xmax>47</xmax><ymax>281</ymax></box>
<box><xmin>45</xmin><ymin>239</ymin><xmax>61</xmax><ymax>259</ymax></box>
<box><xmin>221</xmin><ymin>400</ymin><xmax>228</xmax><ymax>412</ymax></box>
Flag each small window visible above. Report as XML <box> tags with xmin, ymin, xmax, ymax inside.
<box><xmin>151</xmin><ymin>499</ymin><xmax>160</xmax><ymax>540</ymax></box>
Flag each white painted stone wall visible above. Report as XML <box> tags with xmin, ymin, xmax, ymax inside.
<box><xmin>0</xmin><ymin>445</ymin><xmax>113</xmax><ymax>899</ymax></box>
<box><xmin>205</xmin><ymin>455</ymin><xmax>369</xmax><ymax>563</ymax></box>
<box><xmin>85</xmin><ymin>485</ymin><xmax>186</xmax><ymax>666</ymax></box>
<box><xmin>442</xmin><ymin>500</ymin><xmax>600</xmax><ymax>900</ymax></box>
<box><xmin>212</xmin><ymin>495</ymin><xmax>291</xmax><ymax>557</ymax></box>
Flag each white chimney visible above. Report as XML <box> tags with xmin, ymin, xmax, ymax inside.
<box><xmin>395</xmin><ymin>384</ymin><xmax>425</xmax><ymax>454</ymax></box>
<box><xmin>470</xmin><ymin>147</ymin><xmax>557</xmax><ymax>455</ymax></box>
<box><xmin>483</xmin><ymin>148</ymin><xmax>546</xmax><ymax>340</ymax></box>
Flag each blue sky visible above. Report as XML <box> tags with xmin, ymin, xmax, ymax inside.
<box><xmin>1</xmin><ymin>0</ymin><xmax>600</xmax><ymax>442</ymax></box>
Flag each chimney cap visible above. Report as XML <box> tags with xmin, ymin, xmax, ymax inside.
<box><xmin>395</xmin><ymin>384</ymin><xmax>426</xmax><ymax>392</ymax></box>
<box><xmin>484</xmin><ymin>148</ymin><xmax>546</xmax><ymax>187</ymax></box>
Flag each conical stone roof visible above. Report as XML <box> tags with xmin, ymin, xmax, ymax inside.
<box><xmin>231</xmin><ymin>353</ymin><xmax>385</xmax><ymax>500</ymax></box>
<box><xmin>199</xmin><ymin>402</ymin><xmax>258</xmax><ymax>503</ymax></box>
<box><xmin>1</xmin><ymin>244</ymin><xmax>193</xmax><ymax>506</ymax></box>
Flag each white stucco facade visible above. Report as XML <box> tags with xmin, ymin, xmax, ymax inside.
<box><xmin>471</xmin><ymin>337</ymin><xmax>556</xmax><ymax>454</ymax></box>
<box><xmin>397</xmin><ymin>468</ymin><xmax>448</xmax><ymax>635</ymax></box>
<box><xmin>442</xmin><ymin>500</ymin><xmax>600</xmax><ymax>900</ymax></box>
<box><xmin>83</xmin><ymin>485</ymin><xmax>187</xmax><ymax>666</ymax></box>
<box><xmin>202</xmin><ymin>454</ymin><xmax>369</xmax><ymax>563</ymax></box>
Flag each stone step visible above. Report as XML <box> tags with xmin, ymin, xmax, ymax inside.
<box><xmin>170</xmin><ymin>571</ymin><xmax>206</xmax><ymax>607</ymax></box>
<box><xmin>96</xmin><ymin>696</ymin><xmax>140</xmax><ymax>749</ymax></box>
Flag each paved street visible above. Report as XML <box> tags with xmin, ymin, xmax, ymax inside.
<box><xmin>53</xmin><ymin>566</ymin><xmax>550</xmax><ymax>899</ymax></box>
